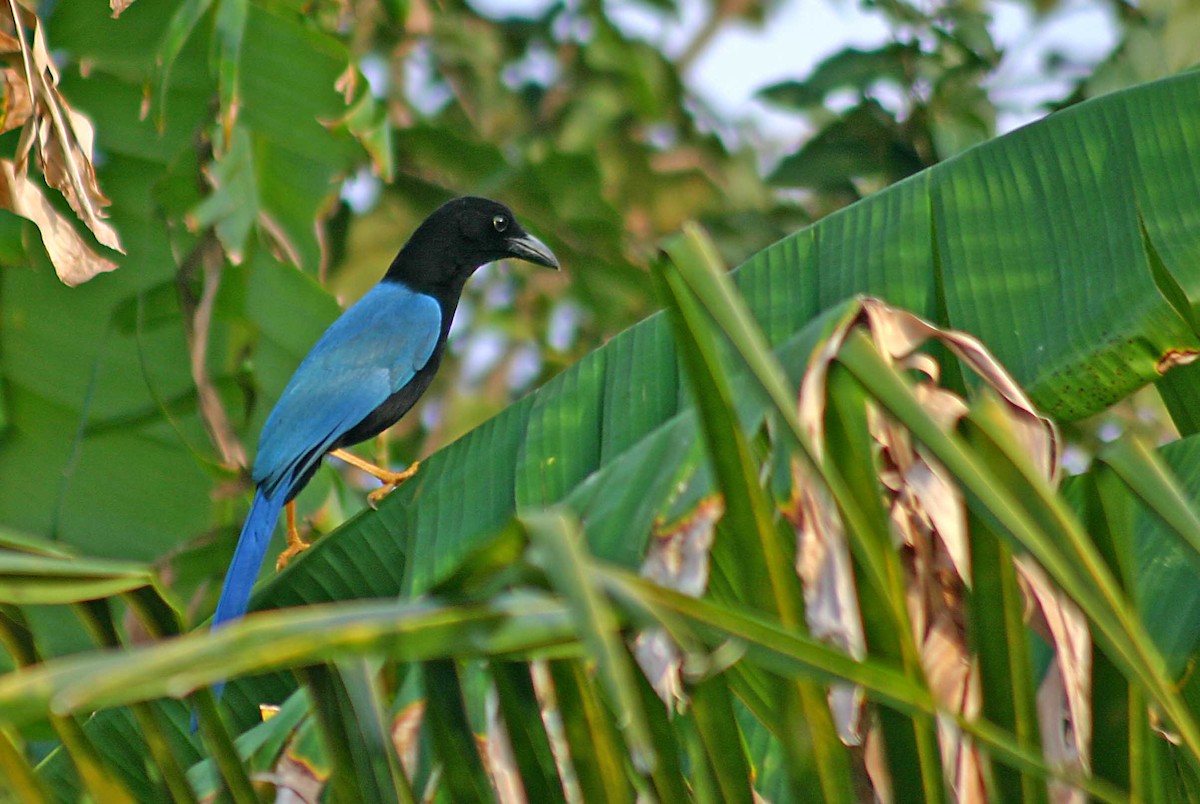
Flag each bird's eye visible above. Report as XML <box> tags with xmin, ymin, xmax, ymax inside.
<box><xmin>492</xmin><ymin>215</ymin><xmax>508</xmax><ymax>233</ymax></box>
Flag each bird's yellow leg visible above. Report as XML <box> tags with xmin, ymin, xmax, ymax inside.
<box><xmin>328</xmin><ymin>448</ymin><xmax>420</xmax><ymax>508</ymax></box>
<box><xmin>275</xmin><ymin>501</ymin><xmax>309</xmax><ymax>571</ymax></box>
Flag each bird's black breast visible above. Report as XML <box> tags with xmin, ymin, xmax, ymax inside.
<box><xmin>336</xmin><ymin>342</ymin><xmax>446</xmax><ymax>449</ymax></box>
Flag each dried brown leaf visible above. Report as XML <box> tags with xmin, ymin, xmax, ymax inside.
<box><xmin>789</xmin><ymin>296</ymin><xmax>1074</xmax><ymax>801</ymax></box>
<box><xmin>1016</xmin><ymin>555</ymin><xmax>1092</xmax><ymax>781</ymax></box>
<box><xmin>784</xmin><ymin>470</ymin><xmax>867</xmax><ymax>743</ymax></box>
<box><xmin>31</xmin><ymin>59</ymin><xmax>124</xmax><ymax>252</ymax></box>
<box><xmin>109</xmin><ymin>0</ymin><xmax>138</xmax><ymax>18</ymax></box>
<box><xmin>0</xmin><ymin>159</ymin><xmax>117</xmax><ymax>285</ymax></box>
<box><xmin>3</xmin><ymin>6</ymin><xmax>124</xmax><ymax>282</ymax></box>
<box><xmin>258</xmin><ymin>751</ymin><xmax>324</xmax><ymax>804</ymax></box>
<box><xmin>925</xmin><ymin>614</ymin><xmax>986</xmax><ymax>803</ymax></box>
<box><xmin>484</xmin><ymin>690</ymin><xmax>527</xmax><ymax>803</ymax></box>
<box><xmin>633</xmin><ymin>496</ymin><xmax>723</xmax><ymax>708</ymax></box>
<box><xmin>390</xmin><ymin>700</ymin><xmax>426</xmax><ymax>779</ymax></box>
<box><xmin>0</xmin><ymin>66</ymin><xmax>31</xmax><ymax>133</ymax></box>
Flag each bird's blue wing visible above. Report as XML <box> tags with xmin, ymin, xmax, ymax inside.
<box><xmin>253</xmin><ymin>282</ymin><xmax>442</xmax><ymax>497</ymax></box>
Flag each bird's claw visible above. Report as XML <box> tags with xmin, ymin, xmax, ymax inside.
<box><xmin>366</xmin><ymin>461</ymin><xmax>421</xmax><ymax>509</ymax></box>
<box><xmin>275</xmin><ymin>502</ymin><xmax>309</xmax><ymax>571</ymax></box>
<box><xmin>275</xmin><ymin>534</ymin><xmax>309</xmax><ymax>571</ymax></box>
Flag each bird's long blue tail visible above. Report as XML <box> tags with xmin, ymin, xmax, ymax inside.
<box><xmin>193</xmin><ymin>489</ymin><xmax>283</xmax><ymax>730</ymax></box>
<box><xmin>213</xmin><ymin>488</ymin><xmax>285</xmax><ymax>629</ymax></box>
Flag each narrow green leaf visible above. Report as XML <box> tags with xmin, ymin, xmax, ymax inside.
<box><xmin>523</xmin><ymin>509</ymin><xmax>656</xmax><ymax>774</ymax></box>
<box><xmin>422</xmin><ymin>659</ymin><xmax>494</xmax><ymax>802</ymax></box>
<box><xmin>489</xmin><ymin>661</ymin><xmax>568</xmax><ymax>804</ymax></box>
<box><xmin>73</xmin><ymin>600</ymin><xmax>195</xmax><ymax>804</ymax></box>
<box><xmin>658</xmin><ymin>233</ymin><xmax>858</xmax><ymax>800</ymax></box>
<box><xmin>547</xmin><ymin>658</ymin><xmax>635</xmax><ymax>804</ymax></box>
<box><xmin>300</xmin><ymin>661</ymin><xmax>410</xmax><ymax>804</ymax></box>
<box><xmin>49</xmin><ymin>714</ymin><xmax>138</xmax><ymax>804</ymax></box>
<box><xmin>628</xmin><ymin>660</ymin><xmax>691</xmax><ymax>803</ymax></box>
<box><xmin>1099</xmin><ymin>435</ymin><xmax>1200</xmax><ymax>570</ymax></box>
<box><xmin>0</xmin><ymin>553</ymin><xmax>161</xmax><ymax>606</ymax></box>
<box><xmin>0</xmin><ymin>595</ymin><xmax>578</xmax><ymax>728</ymax></box>
<box><xmin>688</xmin><ymin>674</ymin><xmax>755</xmax><ymax>803</ymax></box>
<box><xmin>967</xmin><ymin>512</ymin><xmax>1045</xmax><ymax>804</ymax></box>
<box><xmin>1156</xmin><ymin>362</ymin><xmax>1200</xmax><ymax>437</ymax></box>
<box><xmin>185</xmin><ymin>690</ymin><xmax>309</xmax><ymax>799</ymax></box>
<box><xmin>0</xmin><ymin>726</ymin><xmax>50</xmax><ymax>802</ymax></box>
<box><xmin>192</xmin><ymin>690</ymin><xmax>256</xmax><ymax>803</ymax></box>
<box><xmin>599</xmin><ymin>567</ymin><xmax>1126</xmax><ymax>802</ymax></box>
<box><xmin>154</xmin><ymin>0</ymin><xmax>214</xmax><ymax>120</ymax></box>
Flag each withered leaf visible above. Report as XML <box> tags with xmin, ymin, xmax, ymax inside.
<box><xmin>634</xmin><ymin>497</ymin><xmax>723</xmax><ymax>709</ymax></box>
<box><xmin>0</xmin><ymin>67</ymin><xmax>31</xmax><ymax>134</ymax></box>
<box><xmin>0</xmin><ymin>10</ymin><xmax>124</xmax><ymax>283</ymax></box>
<box><xmin>24</xmin><ymin>19</ymin><xmax>123</xmax><ymax>255</ymax></box>
<box><xmin>0</xmin><ymin>159</ymin><xmax>117</xmax><ymax>285</ymax></box>
<box><xmin>109</xmin><ymin>0</ymin><xmax>138</xmax><ymax>18</ymax></box>
<box><xmin>788</xmin><ymin>296</ymin><xmax>1080</xmax><ymax>800</ymax></box>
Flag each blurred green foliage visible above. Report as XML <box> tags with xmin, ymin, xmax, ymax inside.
<box><xmin>0</xmin><ymin>0</ymin><xmax>1199</xmax><ymax>799</ymax></box>
<box><xmin>0</xmin><ymin>0</ymin><xmax>1191</xmax><ymax>642</ymax></box>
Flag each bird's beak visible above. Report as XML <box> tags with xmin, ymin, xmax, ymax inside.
<box><xmin>506</xmin><ymin>232</ymin><xmax>560</xmax><ymax>270</ymax></box>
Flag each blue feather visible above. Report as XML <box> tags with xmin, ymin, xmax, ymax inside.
<box><xmin>199</xmin><ymin>283</ymin><xmax>443</xmax><ymax>724</ymax></box>
<box><xmin>253</xmin><ymin>283</ymin><xmax>442</xmax><ymax>498</ymax></box>
<box><xmin>212</xmin><ymin>489</ymin><xmax>286</xmax><ymax>629</ymax></box>
<box><xmin>212</xmin><ymin>283</ymin><xmax>446</xmax><ymax>628</ymax></box>
<box><xmin>201</xmin><ymin>488</ymin><xmax>284</xmax><ymax>724</ymax></box>
<box><xmin>200</xmin><ymin>197</ymin><xmax>559</xmax><ymax>728</ymax></box>
<box><xmin>209</xmin><ymin>283</ymin><xmax>441</xmax><ymax>631</ymax></box>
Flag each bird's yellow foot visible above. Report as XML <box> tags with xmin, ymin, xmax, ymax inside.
<box><xmin>275</xmin><ymin>501</ymin><xmax>309</xmax><ymax>571</ymax></box>
<box><xmin>329</xmin><ymin>448</ymin><xmax>420</xmax><ymax>509</ymax></box>
<box><xmin>365</xmin><ymin>461</ymin><xmax>420</xmax><ymax>508</ymax></box>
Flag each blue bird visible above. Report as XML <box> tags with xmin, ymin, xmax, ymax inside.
<box><xmin>211</xmin><ymin>197</ymin><xmax>559</xmax><ymax>633</ymax></box>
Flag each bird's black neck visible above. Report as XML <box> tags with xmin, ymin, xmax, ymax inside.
<box><xmin>383</xmin><ymin>211</ymin><xmax>463</xmax><ymax>288</ymax></box>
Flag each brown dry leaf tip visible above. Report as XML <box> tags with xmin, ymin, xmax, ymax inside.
<box><xmin>0</xmin><ymin>159</ymin><xmax>117</xmax><ymax>285</ymax></box>
<box><xmin>484</xmin><ymin>691</ymin><xmax>527</xmax><ymax>804</ymax></box>
<box><xmin>334</xmin><ymin>63</ymin><xmax>358</xmax><ymax>105</ymax></box>
<box><xmin>0</xmin><ymin>66</ymin><xmax>31</xmax><ymax>133</ymax></box>
<box><xmin>633</xmin><ymin>496</ymin><xmax>724</xmax><ymax>709</ymax></box>
<box><xmin>1016</xmin><ymin>557</ymin><xmax>1092</xmax><ymax>779</ymax></box>
<box><xmin>391</xmin><ymin>700</ymin><xmax>426</xmax><ymax>780</ymax></box>
<box><xmin>1157</xmin><ymin>348</ymin><xmax>1200</xmax><ymax>373</ymax></box>
<box><xmin>256</xmin><ymin>745</ymin><xmax>325</xmax><ymax>804</ymax></box>
<box><xmin>860</xmin><ymin>299</ymin><xmax>1059</xmax><ymax>481</ymax></box>
<box><xmin>109</xmin><ymin>0</ymin><xmax>137</xmax><ymax>18</ymax></box>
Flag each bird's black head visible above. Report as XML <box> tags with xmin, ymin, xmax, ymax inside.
<box><xmin>384</xmin><ymin>197</ymin><xmax>559</xmax><ymax>295</ymax></box>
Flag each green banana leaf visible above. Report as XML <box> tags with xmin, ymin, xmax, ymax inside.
<box><xmin>21</xmin><ymin>70</ymin><xmax>1200</xmax><ymax>799</ymax></box>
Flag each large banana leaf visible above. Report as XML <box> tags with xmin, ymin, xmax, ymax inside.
<box><xmin>23</xmin><ymin>70</ymin><xmax>1200</xmax><ymax>798</ymax></box>
<box><xmin>246</xmin><ymin>69</ymin><xmax>1200</xmax><ymax>635</ymax></box>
